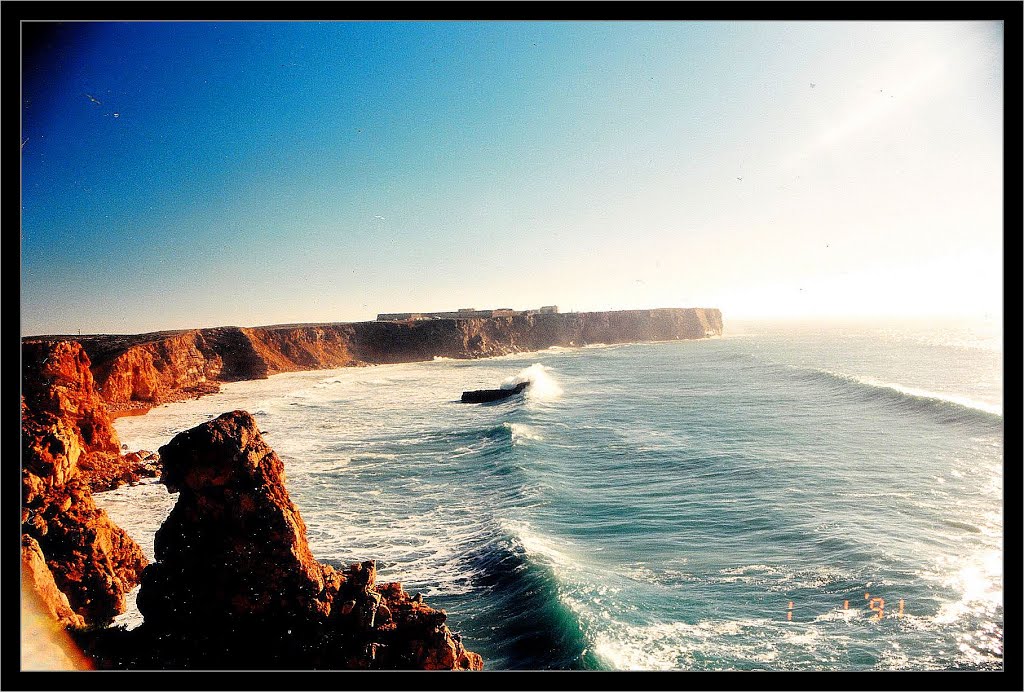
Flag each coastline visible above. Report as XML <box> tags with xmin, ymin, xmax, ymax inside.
<box><xmin>20</xmin><ymin>340</ymin><xmax>485</xmax><ymax>670</ymax></box>
<box><xmin>27</xmin><ymin>308</ymin><xmax>723</xmax><ymax>421</ymax></box>
<box><xmin>21</xmin><ymin>308</ymin><xmax>721</xmax><ymax>670</ymax></box>
<box><xmin>110</xmin><ymin>335</ymin><xmax>722</xmax><ymax>421</ymax></box>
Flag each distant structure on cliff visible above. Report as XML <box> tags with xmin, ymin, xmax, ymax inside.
<box><xmin>377</xmin><ymin>305</ymin><xmax>559</xmax><ymax>321</ymax></box>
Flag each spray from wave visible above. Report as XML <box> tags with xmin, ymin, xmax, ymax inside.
<box><xmin>501</xmin><ymin>364</ymin><xmax>563</xmax><ymax>401</ymax></box>
<box><xmin>504</xmin><ymin>422</ymin><xmax>543</xmax><ymax>444</ymax></box>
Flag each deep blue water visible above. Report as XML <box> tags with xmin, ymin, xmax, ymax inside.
<box><xmin>101</xmin><ymin>319</ymin><xmax>1004</xmax><ymax>670</ymax></box>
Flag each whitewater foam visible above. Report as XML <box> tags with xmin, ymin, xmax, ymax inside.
<box><xmin>855</xmin><ymin>375</ymin><xmax>1002</xmax><ymax>416</ymax></box>
<box><xmin>796</xmin><ymin>367</ymin><xmax>1003</xmax><ymax>418</ymax></box>
<box><xmin>501</xmin><ymin>519</ymin><xmax>576</xmax><ymax>571</ymax></box>
<box><xmin>505</xmin><ymin>422</ymin><xmax>543</xmax><ymax>444</ymax></box>
<box><xmin>501</xmin><ymin>363</ymin><xmax>563</xmax><ymax>401</ymax></box>
<box><xmin>590</xmin><ymin>617</ymin><xmax>788</xmax><ymax>670</ymax></box>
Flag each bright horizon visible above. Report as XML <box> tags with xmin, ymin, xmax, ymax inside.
<box><xmin>21</xmin><ymin>21</ymin><xmax>1004</xmax><ymax>336</ymax></box>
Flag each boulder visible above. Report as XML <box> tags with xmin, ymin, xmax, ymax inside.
<box><xmin>119</xmin><ymin>410</ymin><xmax>482</xmax><ymax>670</ymax></box>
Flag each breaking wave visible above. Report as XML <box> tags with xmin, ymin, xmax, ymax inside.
<box><xmin>500</xmin><ymin>363</ymin><xmax>563</xmax><ymax>401</ymax></box>
<box><xmin>790</xmin><ymin>367</ymin><xmax>1002</xmax><ymax>426</ymax></box>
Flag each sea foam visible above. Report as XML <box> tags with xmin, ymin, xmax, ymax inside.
<box><xmin>501</xmin><ymin>363</ymin><xmax>563</xmax><ymax>401</ymax></box>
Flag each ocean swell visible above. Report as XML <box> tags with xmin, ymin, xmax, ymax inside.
<box><xmin>788</xmin><ymin>367</ymin><xmax>1002</xmax><ymax>426</ymax></box>
<box><xmin>460</xmin><ymin>529</ymin><xmax>593</xmax><ymax>669</ymax></box>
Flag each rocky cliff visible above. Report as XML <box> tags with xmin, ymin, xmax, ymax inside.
<box><xmin>20</xmin><ymin>341</ymin><xmax>149</xmax><ymax>625</ymax></box>
<box><xmin>20</xmin><ymin>307</ymin><xmax>720</xmax><ymax>667</ymax></box>
<box><xmin>27</xmin><ymin>308</ymin><xmax>722</xmax><ymax>413</ymax></box>
<box><xmin>81</xmin><ymin>411</ymin><xmax>483</xmax><ymax>670</ymax></box>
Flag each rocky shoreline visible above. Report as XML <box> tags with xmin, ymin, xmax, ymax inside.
<box><xmin>20</xmin><ymin>340</ymin><xmax>482</xmax><ymax>670</ymax></box>
<box><xmin>21</xmin><ymin>308</ymin><xmax>721</xmax><ymax>670</ymax></box>
<box><xmin>21</xmin><ymin>341</ymin><xmax>150</xmax><ymax>627</ymax></box>
<box><xmin>76</xmin><ymin>410</ymin><xmax>482</xmax><ymax>670</ymax></box>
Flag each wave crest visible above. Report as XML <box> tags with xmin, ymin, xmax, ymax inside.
<box><xmin>791</xmin><ymin>367</ymin><xmax>1002</xmax><ymax>425</ymax></box>
<box><xmin>501</xmin><ymin>363</ymin><xmax>563</xmax><ymax>401</ymax></box>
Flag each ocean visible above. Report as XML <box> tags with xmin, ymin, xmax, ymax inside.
<box><xmin>95</xmin><ymin>319</ymin><xmax>1004</xmax><ymax>671</ymax></box>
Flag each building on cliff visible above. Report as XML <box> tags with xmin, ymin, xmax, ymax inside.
<box><xmin>376</xmin><ymin>306</ymin><xmax>558</xmax><ymax>321</ymax></box>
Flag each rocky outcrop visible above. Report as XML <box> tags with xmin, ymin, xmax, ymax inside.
<box><xmin>76</xmin><ymin>450</ymin><xmax>161</xmax><ymax>494</ymax></box>
<box><xmin>21</xmin><ymin>535</ymin><xmax>86</xmax><ymax>629</ymax></box>
<box><xmin>25</xmin><ymin>308</ymin><xmax>722</xmax><ymax>414</ymax></box>
<box><xmin>83</xmin><ymin>411</ymin><xmax>481</xmax><ymax>670</ymax></box>
<box><xmin>21</xmin><ymin>340</ymin><xmax>120</xmax><ymax>469</ymax></box>
<box><xmin>137</xmin><ymin>410</ymin><xmax>333</xmax><ymax>627</ymax></box>
<box><xmin>22</xmin><ymin>476</ymin><xmax>148</xmax><ymax>625</ymax></box>
<box><xmin>21</xmin><ymin>340</ymin><xmax>159</xmax><ymax>494</ymax></box>
<box><xmin>462</xmin><ymin>381</ymin><xmax>530</xmax><ymax>403</ymax></box>
<box><xmin>21</xmin><ymin>341</ymin><xmax>149</xmax><ymax>625</ymax></box>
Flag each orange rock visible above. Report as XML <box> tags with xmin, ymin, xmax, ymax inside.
<box><xmin>122</xmin><ymin>411</ymin><xmax>483</xmax><ymax>670</ymax></box>
<box><xmin>21</xmin><ymin>341</ymin><xmax>148</xmax><ymax>625</ymax></box>
<box><xmin>21</xmin><ymin>535</ymin><xmax>85</xmax><ymax>629</ymax></box>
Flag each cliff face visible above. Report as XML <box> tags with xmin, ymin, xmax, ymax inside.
<box><xmin>92</xmin><ymin>411</ymin><xmax>482</xmax><ymax>670</ymax></box>
<box><xmin>21</xmin><ymin>341</ymin><xmax>149</xmax><ymax>624</ymax></box>
<box><xmin>32</xmin><ymin>308</ymin><xmax>721</xmax><ymax>412</ymax></box>
<box><xmin>21</xmin><ymin>340</ymin><xmax>121</xmax><ymax>465</ymax></box>
<box><xmin>86</xmin><ymin>329</ymin><xmax>261</xmax><ymax>407</ymax></box>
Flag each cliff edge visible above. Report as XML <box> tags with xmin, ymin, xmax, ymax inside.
<box><xmin>26</xmin><ymin>308</ymin><xmax>722</xmax><ymax>414</ymax></box>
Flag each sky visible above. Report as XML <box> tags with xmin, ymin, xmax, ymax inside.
<box><xmin>21</xmin><ymin>20</ymin><xmax>1004</xmax><ymax>335</ymax></box>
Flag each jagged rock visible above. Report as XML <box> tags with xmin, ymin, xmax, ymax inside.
<box><xmin>77</xmin><ymin>449</ymin><xmax>161</xmax><ymax>493</ymax></box>
<box><xmin>21</xmin><ymin>341</ymin><xmax>148</xmax><ymax>625</ymax></box>
<box><xmin>22</xmin><ymin>341</ymin><xmax>121</xmax><ymax>456</ymax></box>
<box><xmin>21</xmin><ymin>535</ymin><xmax>86</xmax><ymax>629</ymax></box>
<box><xmin>99</xmin><ymin>410</ymin><xmax>482</xmax><ymax>670</ymax></box>
<box><xmin>25</xmin><ymin>478</ymin><xmax>147</xmax><ymax>624</ymax></box>
<box><xmin>21</xmin><ymin>399</ymin><xmax>82</xmax><ymax>507</ymax></box>
<box><xmin>137</xmin><ymin>409</ymin><xmax>331</xmax><ymax>626</ymax></box>
<box><xmin>22</xmin><ymin>340</ymin><xmax>160</xmax><ymax>494</ymax></box>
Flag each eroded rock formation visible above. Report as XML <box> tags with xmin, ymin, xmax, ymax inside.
<box><xmin>21</xmin><ymin>535</ymin><xmax>86</xmax><ymax>629</ymax></box>
<box><xmin>88</xmin><ymin>411</ymin><xmax>482</xmax><ymax>670</ymax></box>
<box><xmin>76</xmin><ymin>449</ymin><xmax>161</xmax><ymax>494</ymax></box>
<box><xmin>21</xmin><ymin>341</ymin><xmax>149</xmax><ymax>624</ymax></box>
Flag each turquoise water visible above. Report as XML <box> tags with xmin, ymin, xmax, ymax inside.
<box><xmin>101</xmin><ymin>319</ymin><xmax>1004</xmax><ymax>670</ymax></box>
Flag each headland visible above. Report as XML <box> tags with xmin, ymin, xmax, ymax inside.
<box><xmin>25</xmin><ymin>307</ymin><xmax>723</xmax><ymax>416</ymax></box>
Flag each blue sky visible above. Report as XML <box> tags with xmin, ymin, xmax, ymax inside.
<box><xmin>21</xmin><ymin>21</ymin><xmax>1004</xmax><ymax>335</ymax></box>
